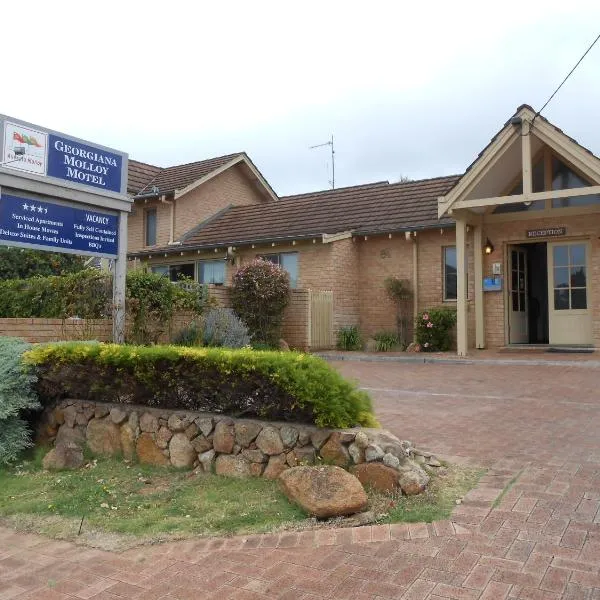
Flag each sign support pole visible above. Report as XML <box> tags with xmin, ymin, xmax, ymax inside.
<box><xmin>113</xmin><ymin>211</ymin><xmax>128</xmax><ymax>343</ymax></box>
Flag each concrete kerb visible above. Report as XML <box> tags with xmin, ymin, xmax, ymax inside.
<box><xmin>316</xmin><ymin>351</ymin><xmax>600</xmax><ymax>368</ymax></box>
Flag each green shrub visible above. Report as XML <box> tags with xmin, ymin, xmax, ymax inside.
<box><xmin>203</xmin><ymin>308</ymin><xmax>251</xmax><ymax>348</ymax></box>
<box><xmin>336</xmin><ymin>326</ymin><xmax>362</xmax><ymax>351</ymax></box>
<box><xmin>415</xmin><ymin>307</ymin><xmax>457</xmax><ymax>351</ymax></box>
<box><xmin>0</xmin><ymin>247</ymin><xmax>86</xmax><ymax>280</ymax></box>
<box><xmin>373</xmin><ymin>330</ymin><xmax>399</xmax><ymax>352</ymax></box>
<box><xmin>0</xmin><ymin>338</ymin><xmax>40</xmax><ymax>465</ymax></box>
<box><xmin>172</xmin><ymin>321</ymin><xmax>203</xmax><ymax>347</ymax></box>
<box><xmin>231</xmin><ymin>259</ymin><xmax>290</xmax><ymax>346</ymax></box>
<box><xmin>25</xmin><ymin>343</ymin><xmax>378</xmax><ymax>429</ymax></box>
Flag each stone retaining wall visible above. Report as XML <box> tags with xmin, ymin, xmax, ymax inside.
<box><xmin>41</xmin><ymin>400</ymin><xmax>438</xmax><ymax>492</ymax></box>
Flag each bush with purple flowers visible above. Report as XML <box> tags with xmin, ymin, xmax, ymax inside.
<box><xmin>415</xmin><ymin>307</ymin><xmax>457</xmax><ymax>352</ymax></box>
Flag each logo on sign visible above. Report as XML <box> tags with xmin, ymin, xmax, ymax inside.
<box><xmin>2</xmin><ymin>122</ymin><xmax>48</xmax><ymax>175</ymax></box>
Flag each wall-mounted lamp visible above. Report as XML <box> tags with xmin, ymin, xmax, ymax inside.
<box><xmin>484</xmin><ymin>238</ymin><xmax>494</xmax><ymax>255</ymax></box>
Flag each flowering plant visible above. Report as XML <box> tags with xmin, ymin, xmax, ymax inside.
<box><xmin>415</xmin><ymin>307</ymin><xmax>457</xmax><ymax>351</ymax></box>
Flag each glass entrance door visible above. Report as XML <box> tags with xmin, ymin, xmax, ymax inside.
<box><xmin>509</xmin><ymin>246</ymin><xmax>528</xmax><ymax>343</ymax></box>
<box><xmin>547</xmin><ymin>241</ymin><xmax>592</xmax><ymax>345</ymax></box>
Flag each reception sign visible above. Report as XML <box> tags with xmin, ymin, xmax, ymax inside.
<box><xmin>0</xmin><ymin>193</ymin><xmax>118</xmax><ymax>257</ymax></box>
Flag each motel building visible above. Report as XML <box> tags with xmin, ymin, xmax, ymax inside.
<box><xmin>438</xmin><ymin>105</ymin><xmax>600</xmax><ymax>355</ymax></box>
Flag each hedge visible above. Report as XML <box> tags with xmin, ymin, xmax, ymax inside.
<box><xmin>24</xmin><ymin>343</ymin><xmax>378</xmax><ymax>429</ymax></box>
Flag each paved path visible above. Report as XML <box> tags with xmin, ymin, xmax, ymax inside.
<box><xmin>2</xmin><ymin>361</ymin><xmax>600</xmax><ymax>599</ymax></box>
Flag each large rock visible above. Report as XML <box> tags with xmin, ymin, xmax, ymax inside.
<box><xmin>279</xmin><ymin>466</ymin><xmax>368</xmax><ymax>518</ymax></box>
<box><xmin>311</xmin><ymin>429</ymin><xmax>331</xmax><ymax>449</ymax></box>
<box><xmin>55</xmin><ymin>424</ymin><xmax>86</xmax><ymax>448</ymax></box>
<box><xmin>348</xmin><ymin>443</ymin><xmax>365</xmax><ymax>465</ymax></box>
<box><xmin>293</xmin><ymin>446</ymin><xmax>316</xmax><ymax>465</ymax></box>
<box><xmin>136</xmin><ymin>433</ymin><xmax>169</xmax><ymax>466</ymax></box>
<box><xmin>319</xmin><ymin>432</ymin><xmax>350</xmax><ymax>466</ymax></box>
<box><xmin>86</xmin><ymin>418</ymin><xmax>121</xmax><ymax>456</ymax></box>
<box><xmin>198</xmin><ymin>449</ymin><xmax>215</xmax><ymax>472</ymax></box>
<box><xmin>167</xmin><ymin>414</ymin><xmax>188</xmax><ymax>432</ymax></box>
<box><xmin>156</xmin><ymin>426</ymin><xmax>173</xmax><ymax>449</ymax></box>
<box><xmin>215</xmin><ymin>454</ymin><xmax>251</xmax><ymax>478</ymax></box>
<box><xmin>191</xmin><ymin>434</ymin><xmax>213</xmax><ymax>454</ymax></box>
<box><xmin>109</xmin><ymin>407</ymin><xmax>127</xmax><ymax>425</ymax></box>
<box><xmin>263</xmin><ymin>454</ymin><xmax>288</xmax><ymax>479</ymax></box>
<box><xmin>140</xmin><ymin>412</ymin><xmax>159</xmax><ymax>433</ymax></box>
<box><xmin>354</xmin><ymin>430</ymin><xmax>369</xmax><ymax>449</ymax></box>
<box><xmin>242</xmin><ymin>448</ymin><xmax>267</xmax><ymax>463</ymax></box>
<box><xmin>365</xmin><ymin>444</ymin><xmax>384</xmax><ymax>462</ymax></box>
<box><xmin>213</xmin><ymin>420</ymin><xmax>235</xmax><ymax>454</ymax></box>
<box><xmin>280</xmin><ymin>425</ymin><xmax>299</xmax><ymax>448</ymax></box>
<box><xmin>42</xmin><ymin>443</ymin><xmax>84</xmax><ymax>470</ymax></box>
<box><xmin>235</xmin><ymin>421</ymin><xmax>263</xmax><ymax>447</ymax></box>
<box><xmin>169</xmin><ymin>433</ymin><xmax>196</xmax><ymax>468</ymax></box>
<box><xmin>196</xmin><ymin>417</ymin><xmax>214</xmax><ymax>437</ymax></box>
<box><xmin>256</xmin><ymin>427</ymin><xmax>284</xmax><ymax>455</ymax></box>
<box><xmin>62</xmin><ymin>405</ymin><xmax>77</xmax><ymax>428</ymax></box>
<box><xmin>120</xmin><ymin>424</ymin><xmax>136</xmax><ymax>460</ymax></box>
<box><xmin>352</xmin><ymin>463</ymin><xmax>400</xmax><ymax>492</ymax></box>
<box><xmin>399</xmin><ymin>468</ymin><xmax>430</xmax><ymax>496</ymax></box>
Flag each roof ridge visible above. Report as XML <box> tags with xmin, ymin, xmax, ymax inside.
<box><xmin>162</xmin><ymin>152</ymin><xmax>244</xmax><ymax>171</ymax></box>
<box><xmin>387</xmin><ymin>174</ymin><xmax>462</xmax><ymax>187</ymax></box>
<box><xmin>282</xmin><ymin>180</ymin><xmax>389</xmax><ymax>200</ymax></box>
<box><xmin>128</xmin><ymin>158</ymin><xmax>161</xmax><ymax>169</ymax></box>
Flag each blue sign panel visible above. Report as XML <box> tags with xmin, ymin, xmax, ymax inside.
<box><xmin>47</xmin><ymin>134</ymin><xmax>123</xmax><ymax>193</ymax></box>
<box><xmin>483</xmin><ymin>276</ymin><xmax>503</xmax><ymax>292</ymax></box>
<box><xmin>0</xmin><ymin>193</ymin><xmax>118</xmax><ymax>257</ymax></box>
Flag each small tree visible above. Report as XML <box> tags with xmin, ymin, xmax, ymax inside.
<box><xmin>384</xmin><ymin>277</ymin><xmax>413</xmax><ymax>347</ymax></box>
<box><xmin>0</xmin><ymin>247</ymin><xmax>86</xmax><ymax>280</ymax></box>
<box><xmin>231</xmin><ymin>259</ymin><xmax>291</xmax><ymax>346</ymax></box>
<box><xmin>0</xmin><ymin>337</ymin><xmax>40</xmax><ymax>465</ymax></box>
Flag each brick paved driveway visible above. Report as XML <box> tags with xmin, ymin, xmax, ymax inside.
<box><xmin>2</xmin><ymin>360</ymin><xmax>600</xmax><ymax>599</ymax></box>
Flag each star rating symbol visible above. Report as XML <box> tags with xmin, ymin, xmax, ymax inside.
<box><xmin>21</xmin><ymin>203</ymin><xmax>47</xmax><ymax>214</ymax></box>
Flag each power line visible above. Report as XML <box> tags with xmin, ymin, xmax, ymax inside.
<box><xmin>532</xmin><ymin>31</ymin><xmax>600</xmax><ymax>127</ymax></box>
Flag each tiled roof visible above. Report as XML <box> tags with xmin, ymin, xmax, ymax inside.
<box><xmin>134</xmin><ymin>153</ymin><xmax>243</xmax><ymax>195</ymax></box>
<box><xmin>127</xmin><ymin>160</ymin><xmax>162</xmax><ymax>195</ymax></box>
<box><xmin>131</xmin><ymin>175</ymin><xmax>459</xmax><ymax>254</ymax></box>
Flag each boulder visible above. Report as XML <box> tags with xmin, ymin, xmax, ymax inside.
<box><xmin>286</xmin><ymin>451</ymin><xmax>298</xmax><ymax>467</ymax></box>
<box><xmin>94</xmin><ymin>405</ymin><xmax>110</xmax><ymax>419</ymax></box>
<box><xmin>293</xmin><ymin>446</ymin><xmax>316</xmax><ymax>465</ymax></box>
<box><xmin>156</xmin><ymin>426</ymin><xmax>173</xmax><ymax>449</ymax></box>
<box><xmin>128</xmin><ymin>411</ymin><xmax>140</xmax><ymax>432</ymax></box>
<box><xmin>55</xmin><ymin>424</ymin><xmax>86</xmax><ymax>448</ymax></box>
<box><xmin>297</xmin><ymin>428</ymin><xmax>312</xmax><ymax>446</ymax></box>
<box><xmin>191</xmin><ymin>434</ymin><xmax>213</xmax><ymax>454</ymax></box>
<box><xmin>42</xmin><ymin>443</ymin><xmax>84</xmax><ymax>470</ymax></box>
<box><xmin>399</xmin><ymin>468</ymin><xmax>430</xmax><ymax>496</ymax></box>
<box><xmin>279</xmin><ymin>466</ymin><xmax>368</xmax><ymax>518</ymax></box>
<box><xmin>120</xmin><ymin>424</ymin><xmax>136</xmax><ymax>460</ymax></box>
<box><xmin>280</xmin><ymin>425</ymin><xmax>299</xmax><ymax>448</ymax></box>
<box><xmin>352</xmin><ymin>463</ymin><xmax>400</xmax><ymax>492</ymax></box>
<box><xmin>184</xmin><ymin>422</ymin><xmax>199</xmax><ymax>440</ymax></box>
<box><xmin>213</xmin><ymin>420</ymin><xmax>235</xmax><ymax>454</ymax></box>
<box><xmin>263</xmin><ymin>454</ymin><xmax>288</xmax><ymax>479</ymax></box>
<box><xmin>256</xmin><ymin>427</ymin><xmax>284</xmax><ymax>455</ymax></box>
<box><xmin>136</xmin><ymin>433</ymin><xmax>169</xmax><ymax>466</ymax></box>
<box><xmin>383</xmin><ymin>453</ymin><xmax>400</xmax><ymax>469</ymax></box>
<box><xmin>140</xmin><ymin>412</ymin><xmax>159</xmax><ymax>433</ymax></box>
<box><xmin>196</xmin><ymin>417</ymin><xmax>214</xmax><ymax>437</ymax></box>
<box><xmin>365</xmin><ymin>444</ymin><xmax>384</xmax><ymax>462</ymax></box>
<box><xmin>215</xmin><ymin>454</ymin><xmax>251</xmax><ymax>478</ymax></box>
<box><xmin>75</xmin><ymin>412</ymin><xmax>90</xmax><ymax>426</ymax></box>
<box><xmin>311</xmin><ymin>429</ymin><xmax>331</xmax><ymax>449</ymax></box>
<box><xmin>198</xmin><ymin>449</ymin><xmax>216</xmax><ymax>473</ymax></box>
<box><xmin>348</xmin><ymin>443</ymin><xmax>365</xmax><ymax>465</ymax></box>
<box><xmin>167</xmin><ymin>414</ymin><xmax>188</xmax><ymax>432</ymax></box>
<box><xmin>241</xmin><ymin>448</ymin><xmax>267</xmax><ymax>464</ymax></box>
<box><xmin>354</xmin><ymin>430</ymin><xmax>369</xmax><ymax>449</ymax></box>
<box><xmin>169</xmin><ymin>433</ymin><xmax>196</xmax><ymax>468</ymax></box>
<box><xmin>52</xmin><ymin>407</ymin><xmax>65</xmax><ymax>425</ymax></box>
<box><xmin>234</xmin><ymin>421</ymin><xmax>263</xmax><ymax>447</ymax></box>
<box><xmin>250</xmin><ymin>462</ymin><xmax>265</xmax><ymax>477</ymax></box>
<box><xmin>63</xmin><ymin>405</ymin><xmax>77</xmax><ymax>428</ymax></box>
<box><xmin>109</xmin><ymin>407</ymin><xmax>127</xmax><ymax>425</ymax></box>
<box><xmin>86</xmin><ymin>418</ymin><xmax>121</xmax><ymax>456</ymax></box>
<box><xmin>319</xmin><ymin>432</ymin><xmax>350</xmax><ymax>466</ymax></box>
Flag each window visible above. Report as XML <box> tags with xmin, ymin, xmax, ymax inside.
<box><xmin>493</xmin><ymin>160</ymin><xmax>546</xmax><ymax>214</ymax></box>
<box><xmin>551</xmin><ymin>157</ymin><xmax>600</xmax><ymax>208</ymax></box>
<box><xmin>145</xmin><ymin>208</ymin><xmax>157</xmax><ymax>246</ymax></box>
<box><xmin>553</xmin><ymin>244</ymin><xmax>587</xmax><ymax>310</ymax></box>
<box><xmin>151</xmin><ymin>263</ymin><xmax>195</xmax><ymax>282</ymax></box>
<box><xmin>198</xmin><ymin>260</ymin><xmax>226</xmax><ymax>285</ymax></box>
<box><xmin>260</xmin><ymin>252</ymin><xmax>298</xmax><ymax>288</ymax></box>
<box><xmin>443</xmin><ymin>247</ymin><xmax>457</xmax><ymax>301</ymax></box>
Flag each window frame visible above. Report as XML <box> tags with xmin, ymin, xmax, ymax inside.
<box><xmin>443</xmin><ymin>246</ymin><xmax>458</xmax><ymax>302</ymax></box>
<box><xmin>258</xmin><ymin>252</ymin><xmax>299</xmax><ymax>288</ymax></box>
<box><xmin>145</xmin><ymin>208</ymin><xmax>157</xmax><ymax>247</ymax></box>
<box><xmin>197</xmin><ymin>259</ymin><xmax>226</xmax><ymax>285</ymax></box>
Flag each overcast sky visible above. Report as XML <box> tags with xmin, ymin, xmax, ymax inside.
<box><xmin>3</xmin><ymin>1</ymin><xmax>600</xmax><ymax>196</ymax></box>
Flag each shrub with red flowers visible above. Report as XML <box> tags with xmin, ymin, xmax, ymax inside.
<box><xmin>415</xmin><ymin>307</ymin><xmax>457</xmax><ymax>351</ymax></box>
<box><xmin>231</xmin><ymin>259</ymin><xmax>291</xmax><ymax>346</ymax></box>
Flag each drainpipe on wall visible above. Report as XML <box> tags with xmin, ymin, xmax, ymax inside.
<box><xmin>412</xmin><ymin>231</ymin><xmax>418</xmax><ymax>341</ymax></box>
<box><xmin>161</xmin><ymin>195</ymin><xmax>175</xmax><ymax>245</ymax></box>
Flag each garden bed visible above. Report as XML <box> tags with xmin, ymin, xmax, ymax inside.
<box><xmin>0</xmin><ymin>451</ymin><xmax>483</xmax><ymax>550</ymax></box>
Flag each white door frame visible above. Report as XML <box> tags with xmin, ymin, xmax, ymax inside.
<box><xmin>508</xmin><ymin>245</ymin><xmax>529</xmax><ymax>344</ymax></box>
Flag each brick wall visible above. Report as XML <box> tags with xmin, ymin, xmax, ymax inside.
<box><xmin>330</xmin><ymin>238</ymin><xmax>360</xmax><ymax>332</ymax></box>
<box><xmin>0</xmin><ymin>318</ymin><xmax>113</xmax><ymax>343</ymax></box>
<box><xmin>128</xmin><ymin>164</ymin><xmax>268</xmax><ymax>254</ymax></box>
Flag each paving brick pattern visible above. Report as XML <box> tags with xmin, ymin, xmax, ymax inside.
<box><xmin>2</xmin><ymin>360</ymin><xmax>600</xmax><ymax>598</ymax></box>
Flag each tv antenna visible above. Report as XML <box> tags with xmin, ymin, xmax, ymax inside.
<box><xmin>309</xmin><ymin>134</ymin><xmax>335</xmax><ymax>189</ymax></box>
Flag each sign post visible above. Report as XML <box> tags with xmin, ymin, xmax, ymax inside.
<box><xmin>0</xmin><ymin>115</ymin><xmax>131</xmax><ymax>343</ymax></box>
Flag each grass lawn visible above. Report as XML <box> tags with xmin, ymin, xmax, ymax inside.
<box><xmin>0</xmin><ymin>449</ymin><xmax>484</xmax><ymax>549</ymax></box>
